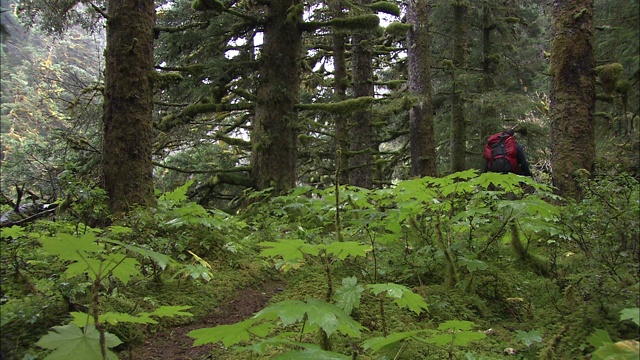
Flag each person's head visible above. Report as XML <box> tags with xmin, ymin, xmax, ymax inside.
<box><xmin>504</xmin><ymin>128</ymin><xmax>515</xmax><ymax>136</ymax></box>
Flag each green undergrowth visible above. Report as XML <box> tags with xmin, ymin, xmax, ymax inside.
<box><xmin>1</xmin><ymin>171</ymin><xmax>638</xmax><ymax>360</ymax></box>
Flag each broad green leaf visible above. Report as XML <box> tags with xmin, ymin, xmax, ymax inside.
<box><xmin>366</xmin><ymin>283</ymin><xmax>428</xmax><ymax>314</ymax></box>
<box><xmin>106</xmin><ymin>225</ymin><xmax>132</xmax><ymax>235</ymax></box>
<box><xmin>100</xmin><ymin>312</ymin><xmax>157</xmax><ymax>325</ymax></box>
<box><xmin>122</xmin><ymin>244</ymin><xmax>176</xmax><ymax>270</ymax></box>
<box><xmin>40</xmin><ymin>233</ymin><xmax>101</xmax><ymax>261</ymax></box>
<box><xmin>0</xmin><ymin>225</ymin><xmax>25</xmax><ymax>239</ymax></box>
<box><xmin>188</xmin><ymin>318</ymin><xmax>269</xmax><ymax>347</ymax></box>
<box><xmin>593</xmin><ymin>340</ymin><xmax>640</xmax><ymax>360</ymax></box>
<box><xmin>323</xmin><ymin>241</ymin><xmax>371</xmax><ymax>260</ymax></box>
<box><xmin>588</xmin><ymin>329</ymin><xmax>614</xmax><ymax>348</ymax></box>
<box><xmin>428</xmin><ymin>331</ymin><xmax>486</xmax><ymax>346</ymax></box>
<box><xmin>255</xmin><ymin>299</ymin><xmax>362</xmax><ymax>338</ymax></box>
<box><xmin>619</xmin><ymin>308</ymin><xmax>640</xmax><ymax>326</ymax></box>
<box><xmin>437</xmin><ymin>320</ymin><xmax>475</xmax><ymax>332</ymax></box>
<box><xmin>35</xmin><ymin>323</ymin><xmax>121</xmax><ymax>360</ymax></box>
<box><xmin>258</xmin><ymin>239</ymin><xmax>320</xmax><ymax>262</ymax></box>
<box><xmin>147</xmin><ymin>305</ymin><xmax>193</xmax><ymax>318</ymax></box>
<box><xmin>334</xmin><ymin>277</ymin><xmax>364</xmax><ymax>315</ymax></box>
<box><xmin>515</xmin><ymin>330</ymin><xmax>543</xmax><ymax>347</ymax></box>
<box><xmin>69</xmin><ymin>312</ymin><xmax>94</xmax><ymax>328</ymax></box>
<box><xmin>458</xmin><ymin>258</ymin><xmax>488</xmax><ymax>272</ymax></box>
<box><xmin>393</xmin><ymin>290</ymin><xmax>429</xmax><ymax>314</ymax></box>
<box><xmin>105</xmin><ymin>254</ymin><xmax>140</xmax><ymax>285</ymax></box>
<box><xmin>361</xmin><ymin>330</ymin><xmax>422</xmax><ymax>352</ymax></box>
<box><xmin>160</xmin><ymin>179</ymin><xmax>194</xmax><ymax>203</ymax></box>
<box><xmin>274</xmin><ymin>348</ymin><xmax>351</xmax><ymax>360</ymax></box>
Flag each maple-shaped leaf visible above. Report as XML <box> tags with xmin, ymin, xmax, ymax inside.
<box><xmin>35</xmin><ymin>323</ymin><xmax>121</xmax><ymax>360</ymax></box>
<box><xmin>159</xmin><ymin>179</ymin><xmax>194</xmax><ymax>203</ymax></box>
<box><xmin>255</xmin><ymin>299</ymin><xmax>362</xmax><ymax>338</ymax></box>
<box><xmin>122</xmin><ymin>243</ymin><xmax>176</xmax><ymax>270</ymax></box>
<box><xmin>147</xmin><ymin>305</ymin><xmax>193</xmax><ymax>318</ymax></box>
<box><xmin>593</xmin><ymin>340</ymin><xmax>640</xmax><ymax>360</ymax></box>
<box><xmin>367</xmin><ymin>283</ymin><xmax>429</xmax><ymax>314</ymax></box>
<box><xmin>438</xmin><ymin>320</ymin><xmax>475</xmax><ymax>332</ymax></box>
<box><xmin>427</xmin><ymin>331</ymin><xmax>486</xmax><ymax>346</ymax></box>
<box><xmin>188</xmin><ymin>317</ymin><xmax>270</xmax><ymax>347</ymax></box>
<box><xmin>588</xmin><ymin>329</ymin><xmax>614</xmax><ymax>348</ymax></box>
<box><xmin>40</xmin><ymin>233</ymin><xmax>102</xmax><ymax>261</ymax></box>
<box><xmin>334</xmin><ymin>277</ymin><xmax>364</xmax><ymax>315</ymax></box>
<box><xmin>515</xmin><ymin>329</ymin><xmax>543</xmax><ymax>347</ymax></box>
<box><xmin>274</xmin><ymin>348</ymin><xmax>352</xmax><ymax>359</ymax></box>
<box><xmin>361</xmin><ymin>330</ymin><xmax>423</xmax><ymax>353</ymax></box>
<box><xmin>458</xmin><ymin>258</ymin><xmax>488</xmax><ymax>273</ymax></box>
<box><xmin>0</xmin><ymin>225</ymin><xmax>25</xmax><ymax>239</ymax></box>
<box><xmin>258</xmin><ymin>239</ymin><xmax>320</xmax><ymax>262</ymax></box>
<box><xmin>104</xmin><ymin>254</ymin><xmax>140</xmax><ymax>285</ymax></box>
<box><xmin>101</xmin><ymin>312</ymin><xmax>157</xmax><ymax>325</ymax></box>
<box><xmin>619</xmin><ymin>308</ymin><xmax>640</xmax><ymax>326</ymax></box>
<box><xmin>323</xmin><ymin>242</ymin><xmax>371</xmax><ymax>260</ymax></box>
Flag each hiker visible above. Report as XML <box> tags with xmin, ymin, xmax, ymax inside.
<box><xmin>483</xmin><ymin>128</ymin><xmax>532</xmax><ymax>177</ymax></box>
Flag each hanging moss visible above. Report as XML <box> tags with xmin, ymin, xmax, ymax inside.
<box><xmin>367</xmin><ymin>1</ymin><xmax>400</xmax><ymax>16</ymax></box>
<box><xmin>192</xmin><ymin>0</ymin><xmax>225</xmax><ymax>12</ymax></box>
<box><xmin>385</xmin><ymin>22</ymin><xmax>412</xmax><ymax>37</ymax></box>
<box><xmin>595</xmin><ymin>63</ymin><xmax>623</xmax><ymax>95</ymax></box>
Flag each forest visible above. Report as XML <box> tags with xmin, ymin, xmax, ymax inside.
<box><xmin>0</xmin><ymin>0</ymin><xmax>638</xmax><ymax>359</ymax></box>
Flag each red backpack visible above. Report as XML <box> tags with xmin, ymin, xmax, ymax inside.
<box><xmin>483</xmin><ymin>132</ymin><xmax>518</xmax><ymax>173</ymax></box>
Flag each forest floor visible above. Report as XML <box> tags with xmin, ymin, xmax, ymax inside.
<box><xmin>128</xmin><ymin>279</ymin><xmax>285</xmax><ymax>360</ymax></box>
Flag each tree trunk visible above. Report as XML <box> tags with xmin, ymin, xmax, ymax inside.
<box><xmin>449</xmin><ymin>1</ymin><xmax>468</xmax><ymax>173</ymax></box>
<box><xmin>350</xmin><ymin>12</ymin><xmax>375</xmax><ymax>188</ymax></box>
<box><xmin>479</xmin><ymin>5</ymin><xmax>498</xmax><ymax>156</ymax></box>
<box><xmin>550</xmin><ymin>0</ymin><xmax>596</xmax><ymax>198</ymax></box>
<box><xmin>406</xmin><ymin>0</ymin><xmax>437</xmax><ymax>177</ymax></box>
<box><xmin>102</xmin><ymin>0</ymin><xmax>156</xmax><ymax>214</ymax></box>
<box><xmin>251</xmin><ymin>0</ymin><xmax>302</xmax><ymax>192</ymax></box>
<box><xmin>331</xmin><ymin>0</ymin><xmax>350</xmax><ymax>186</ymax></box>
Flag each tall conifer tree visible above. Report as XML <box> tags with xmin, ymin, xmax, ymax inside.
<box><xmin>550</xmin><ymin>0</ymin><xmax>596</xmax><ymax>198</ymax></box>
<box><xmin>102</xmin><ymin>0</ymin><xmax>156</xmax><ymax>213</ymax></box>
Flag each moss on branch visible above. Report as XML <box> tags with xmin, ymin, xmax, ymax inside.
<box><xmin>296</xmin><ymin>97</ymin><xmax>376</xmax><ymax>115</ymax></box>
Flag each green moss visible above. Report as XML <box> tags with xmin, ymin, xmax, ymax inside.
<box><xmin>385</xmin><ymin>22</ymin><xmax>412</xmax><ymax>37</ymax></box>
<box><xmin>615</xmin><ymin>79</ymin><xmax>631</xmax><ymax>94</ymax></box>
<box><xmin>595</xmin><ymin>63</ymin><xmax>623</xmax><ymax>94</ymax></box>
<box><xmin>503</xmin><ymin>16</ymin><xmax>519</xmax><ymax>24</ymax></box>
<box><xmin>296</xmin><ymin>96</ymin><xmax>375</xmax><ymax>115</ymax></box>
<box><xmin>367</xmin><ymin>1</ymin><xmax>401</xmax><ymax>16</ymax></box>
<box><xmin>330</xmin><ymin>14</ymin><xmax>380</xmax><ymax>31</ymax></box>
<box><xmin>192</xmin><ymin>0</ymin><xmax>225</xmax><ymax>12</ymax></box>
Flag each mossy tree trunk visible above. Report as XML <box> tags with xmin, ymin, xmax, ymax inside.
<box><xmin>331</xmin><ymin>0</ymin><xmax>350</xmax><ymax>185</ymax></box>
<box><xmin>406</xmin><ymin>0</ymin><xmax>437</xmax><ymax>178</ymax></box>
<box><xmin>480</xmin><ymin>4</ymin><xmax>498</xmax><ymax>147</ymax></box>
<box><xmin>349</xmin><ymin>2</ymin><xmax>375</xmax><ymax>188</ymax></box>
<box><xmin>251</xmin><ymin>0</ymin><xmax>302</xmax><ymax>192</ymax></box>
<box><xmin>550</xmin><ymin>0</ymin><xmax>596</xmax><ymax>198</ymax></box>
<box><xmin>449</xmin><ymin>1</ymin><xmax>468</xmax><ymax>173</ymax></box>
<box><xmin>102</xmin><ymin>0</ymin><xmax>156</xmax><ymax>214</ymax></box>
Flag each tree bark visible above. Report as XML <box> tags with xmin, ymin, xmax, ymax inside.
<box><xmin>406</xmin><ymin>0</ymin><xmax>437</xmax><ymax>177</ymax></box>
<box><xmin>550</xmin><ymin>0</ymin><xmax>596</xmax><ymax>198</ymax></box>
<box><xmin>331</xmin><ymin>0</ymin><xmax>350</xmax><ymax>186</ymax></box>
<box><xmin>449</xmin><ymin>1</ymin><xmax>468</xmax><ymax>173</ymax></box>
<box><xmin>102</xmin><ymin>0</ymin><xmax>156</xmax><ymax>214</ymax></box>
<box><xmin>349</xmin><ymin>5</ymin><xmax>375</xmax><ymax>188</ymax></box>
<box><xmin>251</xmin><ymin>0</ymin><xmax>302</xmax><ymax>192</ymax></box>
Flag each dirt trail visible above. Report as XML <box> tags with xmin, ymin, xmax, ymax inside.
<box><xmin>129</xmin><ymin>280</ymin><xmax>284</xmax><ymax>360</ymax></box>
